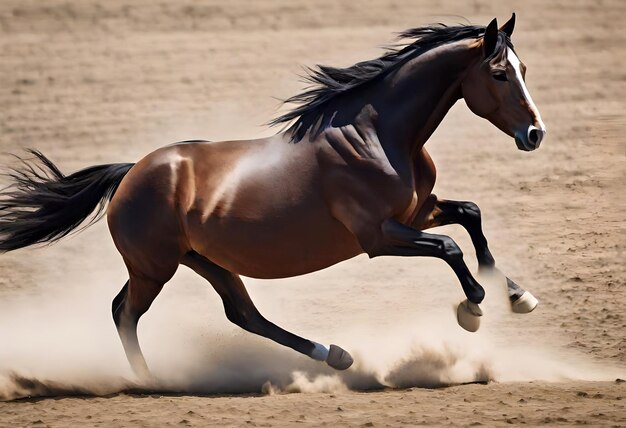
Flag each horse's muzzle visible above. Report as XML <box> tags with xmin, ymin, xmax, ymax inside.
<box><xmin>515</xmin><ymin>125</ymin><xmax>546</xmax><ymax>151</ymax></box>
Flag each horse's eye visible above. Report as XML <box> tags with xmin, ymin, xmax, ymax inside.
<box><xmin>492</xmin><ymin>71</ymin><xmax>508</xmax><ymax>82</ymax></box>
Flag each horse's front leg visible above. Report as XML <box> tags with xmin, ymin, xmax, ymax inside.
<box><xmin>412</xmin><ymin>195</ymin><xmax>538</xmax><ymax>313</ymax></box>
<box><xmin>364</xmin><ymin>219</ymin><xmax>485</xmax><ymax>332</ymax></box>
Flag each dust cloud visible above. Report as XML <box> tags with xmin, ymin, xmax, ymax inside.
<box><xmin>0</xmin><ymin>265</ymin><xmax>621</xmax><ymax>401</ymax></box>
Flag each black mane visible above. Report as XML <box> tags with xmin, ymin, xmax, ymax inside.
<box><xmin>270</xmin><ymin>23</ymin><xmax>511</xmax><ymax>142</ymax></box>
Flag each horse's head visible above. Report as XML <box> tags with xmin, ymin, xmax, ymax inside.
<box><xmin>462</xmin><ymin>14</ymin><xmax>546</xmax><ymax>151</ymax></box>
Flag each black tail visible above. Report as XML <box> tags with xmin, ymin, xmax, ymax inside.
<box><xmin>0</xmin><ymin>149</ymin><xmax>134</xmax><ymax>252</ymax></box>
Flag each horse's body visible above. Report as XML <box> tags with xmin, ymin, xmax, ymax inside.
<box><xmin>111</xmin><ymin>136</ymin><xmax>365</xmax><ymax>280</ymax></box>
<box><xmin>0</xmin><ymin>15</ymin><xmax>545</xmax><ymax>378</ymax></box>
<box><xmin>111</xmin><ymin>121</ymin><xmax>434</xmax><ymax>280</ymax></box>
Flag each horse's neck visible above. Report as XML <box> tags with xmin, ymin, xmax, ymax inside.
<box><xmin>376</xmin><ymin>40</ymin><xmax>479</xmax><ymax>162</ymax></box>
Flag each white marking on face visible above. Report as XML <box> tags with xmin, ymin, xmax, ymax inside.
<box><xmin>507</xmin><ymin>48</ymin><xmax>546</xmax><ymax>130</ymax></box>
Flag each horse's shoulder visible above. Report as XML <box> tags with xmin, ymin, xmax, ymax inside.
<box><xmin>319</xmin><ymin>105</ymin><xmax>396</xmax><ymax>177</ymax></box>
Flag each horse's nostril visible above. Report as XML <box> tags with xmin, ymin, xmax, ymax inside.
<box><xmin>527</xmin><ymin>127</ymin><xmax>545</xmax><ymax>148</ymax></box>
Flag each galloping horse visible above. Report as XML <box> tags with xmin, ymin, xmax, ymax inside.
<box><xmin>0</xmin><ymin>15</ymin><xmax>545</xmax><ymax>379</ymax></box>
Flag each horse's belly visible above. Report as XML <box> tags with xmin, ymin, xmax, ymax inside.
<box><xmin>189</xmin><ymin>214</ymin><xmax>363</xmax><ymax>278</ymax></box>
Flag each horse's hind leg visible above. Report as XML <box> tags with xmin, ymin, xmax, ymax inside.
<box><xmin>181</xmin><ymin>251</ymin><xmax>353</xmax><ymax>370</ymax></box>
<box><xmin>412</xmin><ymin>195</ymin><xmax>538</xmax><ymax>313</ymax></box>
<box><xmin>112</xmin><ymin>274</ymin><xmax>165</xmax><ymax>380</ymax></box>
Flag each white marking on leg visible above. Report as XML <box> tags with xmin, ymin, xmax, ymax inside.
<box><xmin>310</xmin><ymin>341</ymin><xmax>330</xmax><ymax>361</ymax></box>
<box><xmin>511</xmin><ymin>291</ymin><xmax>539</xmax><ymax>314</ymax></box>
<box><xmin>507</xmin><ymin>48</ymin><xmax>546</xmax><ymax>131</ymax></box>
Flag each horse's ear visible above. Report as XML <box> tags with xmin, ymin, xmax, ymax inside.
<box><xmin>500</xmin><ymin>13</ymin><xmax>516</xmax><ymax>38</ymax></box>
<box><xmin>483</xmin><ymin>18</ymin><xmax>499</xmax><ymax>58</ymax></box>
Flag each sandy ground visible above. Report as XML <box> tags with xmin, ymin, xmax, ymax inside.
<box><xmin>0</xmin><ymin>0</ymin><xmax>624</xmax><ymax>426</ymax></box>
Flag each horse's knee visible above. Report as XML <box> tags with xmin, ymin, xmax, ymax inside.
<box><xmin>462</xmin><ymin>201</ymin><xmax>481</xmax><ymax>216</ymax></box>
<box><xmin>440</xmin><ymin>236</ymin><xmax>463</xmax><ymax>261</ymax></box>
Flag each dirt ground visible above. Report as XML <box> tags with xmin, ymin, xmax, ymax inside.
<box><xmin>0</xmin><ymin>0</ymin><xmax>624</xmax><ymax>426</ymax></box>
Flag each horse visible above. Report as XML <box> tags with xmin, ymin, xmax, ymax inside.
<box><xmin>0</xmin><ymin>14</ymin><xmax>545</xmax><ymax>380</ymax></box>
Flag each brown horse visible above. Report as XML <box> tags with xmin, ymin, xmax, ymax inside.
<box><xmin>0</xmin><ymin>15</ymin><xmax>545</xmax><ymax>379</ymax></box>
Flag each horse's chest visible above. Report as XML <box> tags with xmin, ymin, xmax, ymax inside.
<box><xmin>320</xmin><ymin>156</ymin><xmax>416</xmax><ymax>223</ymax></box>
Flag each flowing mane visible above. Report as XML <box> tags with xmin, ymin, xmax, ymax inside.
<box><xmin>270</xmin><ymin>23</ymin><xmax>512</xmax><ymax>142</ymax></box>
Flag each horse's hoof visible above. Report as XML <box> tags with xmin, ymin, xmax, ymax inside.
<box><xmin>326</xmin><ymin>344</ymin><xmax>353</xmax><ymax>370</ymax></box>
<box><xmin>457</xmin><ymin>299</ymin><xmax>482</xmax><ymax>332</ymax></box>
<box><xmin>511</xmin><ymin>291</ymin><xmax>539</xmax><ymax>314</ymax></box>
